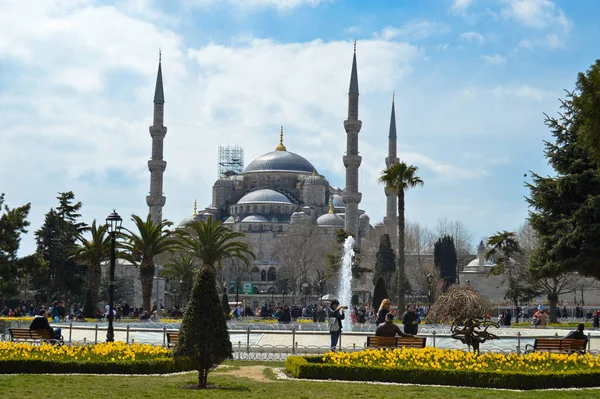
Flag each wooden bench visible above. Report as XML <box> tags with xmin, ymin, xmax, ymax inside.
<box><xmin>367</xmin><ymin>336</ymin><xmax>426</xmax><ymax>349</ymax></box>
<box><xmin>525</xmin><ymin>338</ymin><xmax>587</xmax><ymax>354</ymax></box>
<box><xmin>9</xmin><ymin>328</ymin><xmax>62</xmax><ymax>345</ymax></box>
<box><xmin>166</xmin><ymin>332</ymin><xmax>179</xmax><ymax>348</ymax></box>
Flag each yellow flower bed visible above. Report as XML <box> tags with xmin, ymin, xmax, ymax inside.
<box><xmin>323</xmin><ymin>347</ymin><xmax>600</xmax><ymax>373</ymax></box>
<box><xmin>0</xmin><ymin>341</ymin><xmax>171</xmax><ymax>363</ymax></box>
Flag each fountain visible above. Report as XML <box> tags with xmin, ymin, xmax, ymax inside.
<box><xmin>337</xmin><ymin>236</ymin><xmax>355</xmax><ymax>331</ymax></box>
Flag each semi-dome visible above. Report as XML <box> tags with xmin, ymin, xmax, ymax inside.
<box><xmin>237</xmin><ymin>189</ymin><xmax>292</xmax><ymax>204</ymax></box>
<box><xmin>305</xmin><ymin>174</ymin><xmax>325</xmax><ymax>185</ymax></box>
<box><xmin>244</xmin><ymin>150</ymin><xmax>316</xmax><ymax>174</ymax></box>
<box><xmin>316</xmin><ymin>213</ymin><xmax>345</xmax><ymax>227</ymax></box>
<box><xmin>332</xmin><ymin>194</ymin><xmax>344</xmax><ymax>208</ymax></box>
<box><xmin>214</xmin><ymin>177</ymin><xmax>234</xmax><ymax>187</ymax></box>
<box><xmin>242</xmin><ymin>215</ymin><xmax>269</xmax><ymax>223</ymax></box>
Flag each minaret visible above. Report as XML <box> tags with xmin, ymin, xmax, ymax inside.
<box><xmin>343</xmin><ymin>41</ymin><xmax>362</xmax><ymax>237</ymax></box>
<box><xmin>384</xmin><ymin>93</ymin><xmax>399</xmax><ymax>246</ymax></box>
<box><xmin>146</xmin><ymin>52</ymin><xmax>167</xmax><ymax>224</ymax></box>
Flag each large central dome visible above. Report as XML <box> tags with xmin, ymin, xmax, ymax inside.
<box><xmin>244</xmin><ymin>150</ymin><xmax>316</xmax><ymax>174</ymax></box>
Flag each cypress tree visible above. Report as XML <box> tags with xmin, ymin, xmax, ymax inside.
<box><xmin>434</xmin><ymin>235</ymin><xmax>457</xmax><ymax>292</ymax></box>
<box><xmin>372</xmin><ymin>276</ymin><xmax>389</xmax><ymax>310</ymax></box>
<box><xmin>175</xmin><ymin>266</ymin><xmax>232</xmax><ymax>388</ymax></box>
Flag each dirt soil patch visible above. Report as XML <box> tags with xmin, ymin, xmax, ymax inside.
<box><xmin>216</xmin><ymin>365</ymin><xmax>272</xmax><ymax>383</ymax></box>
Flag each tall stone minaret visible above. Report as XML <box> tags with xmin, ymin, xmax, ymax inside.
<box><xmin>343</xmin><ymin>42</ymin><xmax>362</xmax><ymax>237</ymax></box>
<box><xmin>384</xmin><ymin>93</ymin><xmax>399</xmax><ymax>246</ymax></box>
<box><xmin>146</xmin><ymin>53</ymin><xmax>167</xmax><ymax>223</ymax></box>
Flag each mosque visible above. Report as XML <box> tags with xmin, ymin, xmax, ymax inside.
<box><xmin>139</xmin><ymin>45</ymin><xmax>401</xmax><ymax>309</ymax></box>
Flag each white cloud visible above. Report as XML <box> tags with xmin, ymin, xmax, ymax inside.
<box><xmin>376</xmin><ymin>21</ymin><xmax>450</xmax><ymax>41</ymax></box>
<box><xmin>460</xmin><ymin>31</ymin><xmax>485</xmax><ymax>44</ymax></box>
<box><xmin>501</xmin><ymin>0</ymin><xmax>570</xmax><ymax>31</ymax></box>
<box><xmin>481</xmin><ymin>53</ymin><xmax>506</xmax><ymax>65</ymax></box>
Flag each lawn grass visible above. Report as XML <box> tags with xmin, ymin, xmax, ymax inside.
<box><xmin>0</xmin><ymin>363</ymin><xmax>599</xmax><ymax>399</ymax></box>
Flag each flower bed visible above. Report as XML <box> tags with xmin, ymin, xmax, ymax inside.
<box><xmin>285</xmin><ymin>348</ymin><xmax>600</xmax><ymax>390</ymax></box>
<box><xmin>0</xmin><ymin>342</ymin><xmax>193</xmax><ymax>374</ymax></box>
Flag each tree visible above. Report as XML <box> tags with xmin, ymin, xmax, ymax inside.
<box><xmin>379</xmin><ymin>162</ymin><xmax>424</xmax><ymax>316</ymax></box>
<box><xmin>486</xmin><ymin>231</ymin><xmax>527</xmax><ymax>313</ymax></box>
<box><xmin>174</xmin><ymin>218</ymin><xmax>255</xmax><ymax>389</ymax></box>
<box><xmin>434</xmin><ymin>235</ymin><xmax>457</xmax><ymax>292</ymax></box>
<box><xmin>119</xmin><ymin>214</ymin><xmax>179</xmax><ymax>311</ymax></box>
<box><xmin>372</xmin><ymin>234</ymin><xmax>395</xmax><ymax>295</ymax></box>
<box><xmin>0</xmin><ymin>194</ymin><xmax>31</xmax><ymax>307</ymax></box>
<box><xmin>74</xmin><ymin>220</ymin><xmax>111</xmax><ymax>317</ymax></box>
<box><xmin>527</xmin><ymin>60</ymin><xmax>600</xmax><ymax>281</ymax></box>
<box><xmin>160</xmin><ymin>253</ymin><xmax>198</xmax><ymax>309</ymax></box>
<box><xmin>435</xmin><ymin>218</ymin><xmax>473</xmax><ymax>284</ymax></box>
<box><xmin>34</xmin><ymin>192</ymin><xmax>87</xmax><ymax>303</ymax></box>
<box><xmin>372</xmin><ymin>276</ymin><xmax>389</xmax><ymax>310</ymax></box>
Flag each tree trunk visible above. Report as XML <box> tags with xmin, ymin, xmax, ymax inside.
<box><xmin>548</xmin><ymin>293</ymin><xmax>558</xmax><ymax>323</ymax></box>
<box><xmin>88</xmin><ymin>261</ymin><xmax>101</xmax><ymax>316</ymax></box>
<box><xmin>140</xmin><ymin>258</ymin><xmax>155</xmax><ymax>311</ymax></box>
<box><xmin>396</xmin><ymin>190</ymin><xmax>406</xmax><ymax>318</ymax></box>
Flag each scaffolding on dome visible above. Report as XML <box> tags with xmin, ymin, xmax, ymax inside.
<box><xmin>218</xmin><ymin>145</ymin><xmax>244</xmax><ymax>177</ymax></box>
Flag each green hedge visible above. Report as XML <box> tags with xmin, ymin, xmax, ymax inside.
<box><xmin>286</xmin><ymin>356</ymin><xmax>600</xmax><ymax>390</ymax></box>
<box><xmin>0</xmin><ymin>357</ymin><xmax>195</xmax><ymax>374</ymax></box>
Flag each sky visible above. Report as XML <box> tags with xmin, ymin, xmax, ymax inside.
<box><xmin>1</xmin><ymin>0</ymin><xmax>599</xmax><ymax>256</ymax></box>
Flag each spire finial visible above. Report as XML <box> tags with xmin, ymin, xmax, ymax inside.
<box><xmin>193</xmin><ymin>199</ymin><xmax>197</xmax><ymax>216</ymax></box>
<box><xmin>275</xmin><ymin>125</ymin><xmax>287</xmax><ymax>151</ymax></box>
<box><xmin>328</xmin><ymin>196</ymin><xmax>334</xmax><ymax>214</ymax></box>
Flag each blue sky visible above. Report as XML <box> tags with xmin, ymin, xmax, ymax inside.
<box><xmin>1</xmin><ymin>0</ymin><xmax>599</xmax><ymax>255</ymax></box>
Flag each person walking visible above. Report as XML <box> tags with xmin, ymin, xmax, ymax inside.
<box><xmin>328</xmin><ymin>299</ymin><xmax>345</xmax><ymax>352</ymax></box>
<box><xmin>377</xmin><ymin>299</ymin><xmax>391</xmax><ymax>325</ymax></box>
<box><xmin>402</xmin><ymin>304</ymin><xmax>420</xmax><ymax>335</ymax></box>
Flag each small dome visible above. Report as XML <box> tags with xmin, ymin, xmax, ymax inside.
<box><xmin>178</xmin><ymin>215</ymin><xmax>196</xmax><ymax>228</ymax></box>
<box><xmin>238</xmin><ymin>189</ymin><xmax>292</xmax><ymax>204</ymax></box>
<box><xmin>242</xmin><ymin>215</ymin><xmax>269</xmax><ymax>223</ymax></box>
<box><xmin>305</xmin><ymin>174</ymin><xmax>325</xmax><ymax>185</ymax></box>
<box><xmin>214</xmin><ymin>177</ymin><xmax>234</xmax><ymax>187</ymax></box>
<box><xmin>316</xmin><ymin>213</ymin><xmax>345</xmax><ymax>227</ymax></box>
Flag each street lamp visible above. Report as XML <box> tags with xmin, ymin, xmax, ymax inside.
<box><xmin>426</xmin><ymin>273</ymin><xmax>434</xmax><ymax>309</ymax></box>
<box><xmin>105</xmin><ymin>210</ymin><xmax>122</xmax><ymax>343</ymax></box>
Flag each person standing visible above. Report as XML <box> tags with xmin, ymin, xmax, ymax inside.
<box><xmin>402</xmin><ymin>304</ymin><xmax>420</xmax><ymax>335</ymax></box>
<box><xmin>377</xmin><ymin>299</ymin><xmax>391</xmax><ymax>325</ymax></box>
<box><xmin>328</xmin><ymin>300</ymin><xmax>345</xmax><ymax>352</ymax></box>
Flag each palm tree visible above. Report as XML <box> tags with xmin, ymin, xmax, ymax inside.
<box><xmin>175</xmin><ymin>218</ymin><xmax>255</xmax><ymax>389</ymax></box>
<box><xmin>160</xmin><ymin>253</ymin><xmax>198</xmax><ymax>309</ymax></box>
<box><xmin>74</xmin><ymin>220</ymin><xmax>111</xmax><ymax>317</ymax></box>
<box><xmin>119</xmin><ymin>214</ymin><xmax>179</xmax><ymax>312</ymax></box>
<box><xmin>379</xmin><ymin>162</ymin><xmax>424</xmax><ymax>316</ymax></box>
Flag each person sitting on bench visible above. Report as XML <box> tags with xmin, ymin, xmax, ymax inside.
<box><xmin>30</xmin><ymin>309</ymin><xmax>62</xmax><ymax>340</ymax></box>
<box><xmin>376</xmin><ymin>313</ymin><xmax>415</xmax><ymax>337</ymax></box>
<box><xmin>563</xmin><ymin>323</ymin><xmax>588</xmax><ymax>341</ymax></box>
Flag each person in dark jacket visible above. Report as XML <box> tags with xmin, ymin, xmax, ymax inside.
<box><xmin>327</xmin><ymin>299</ymin><xmax>345</xmax><ymax>351</ymax></box>
<box><xmin>564</xmin><ymin>323</ymin><xmax>588</xmax><ymax>341</ymax></box>
<box><xmin>376</xmin><ymin>313</ymin><xmax>414</xmax><ymax>337</ymax></box>
<box><xmin>402</xmin><ymin>304</ymin><xmax>420</xmax><ymax>335</ymax></box>
<box><xmin>29</xmin><ymin>309</ymin><xmax>62</xmax><ymax>340</ymax></box>
<box><xmin>377</xmin><ymin>299</ymin><xmax>391</xmax><ymax>325</ymax></box>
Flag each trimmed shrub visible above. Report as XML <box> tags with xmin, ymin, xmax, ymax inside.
<box><xmin>285</xmin><ymin>355</ymin><xmax>600</xmax><ymax>390</ymax></box>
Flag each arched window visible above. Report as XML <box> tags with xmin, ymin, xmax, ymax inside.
<box><xmin>267</xmin><ymin>267</ymin><xmax>277</xmax><ymax>282</ymax></box>
<box><xmin>251</xmin><ymin>267</ymin><xmax>260</xmax><ymax>281</ymax></box>
<box><xmin>261</xmin><ymin>270</ymin><xmax>267</xmax><ymax>281</ymax></box>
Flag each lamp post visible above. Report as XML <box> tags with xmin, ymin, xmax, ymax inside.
<box><xmin>105</xmin><ymin>210</ymin><xmax>122</xmax><ymax>343</ymax></box>
<box><xmin>426</xmin><ymin>273</ymin><xmax>433</xmax><ymax>311</ymax></box>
